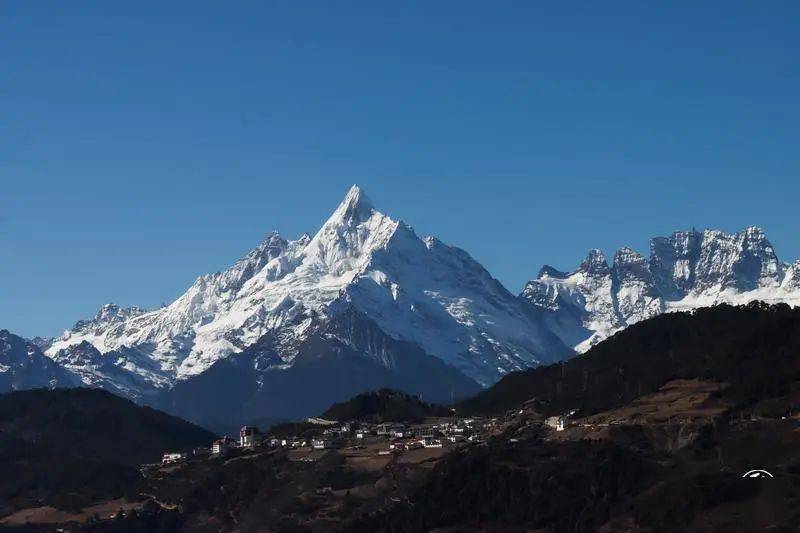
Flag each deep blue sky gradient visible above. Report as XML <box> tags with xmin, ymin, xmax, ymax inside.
<box><xmin>1</xmin><ymin>1</ymin><xmax>799</xmax><ymax>337</ymax></box>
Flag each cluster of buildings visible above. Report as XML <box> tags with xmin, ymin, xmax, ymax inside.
<box><xmin>513</xmin><ymin>402</ymin><xmax>575</xmax><ymax>433</ymax></box>
<box><xmin>367</xmin><ymin>418</ymin><xmax>494</xmax><ymax>454</ymax></box>
<box><xmin>161</xmin><ymin>417</ymin><xmax>504</xmax><ymax>464</ymax></box>
<box><xmin>161</xmin><ymin>426</ymin><xmax>262</xmax><ymax>464</ymax></box>
<box><xmin>160</xmin><ymin>410</ymin><xmax>576</xmax><ymax>465</ymax></box>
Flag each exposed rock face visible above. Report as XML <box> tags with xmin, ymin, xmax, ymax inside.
<box><xmin>523</xmin><ymin>226</ymin><xmax>800</xmax><ymax>351</ymax></box>
<box><xmin>49</xmin><ymin>341</ymin><xmax>159</xmax><ymax>401</ymax></box>
<box><xmin>16</xmin><ymin>185</ymin><xmax>799</xmax><ymax>426</ymax></box>
<box><xmin>649</xmin><ymin>229</ymin><xmax>702</xmax><ymax>299</ymax></box>
<box><xmin>38</xmin><ymin>185</ymin><xmax>569</xmax><ymax>423</ymax></box>
<box><xmin>161</xmin><ymin>307</ymin><xmax>482</xmax><ymax>432</ymax></box>
<box><xmin>0</xmin><ymin>330</ymin><xmax>80</xmax><ymax>392</ymax></box>
<box><xmin>612</xmin><ymin>247</ymin><xmax>664</xmax><ymax>326</ymax></box>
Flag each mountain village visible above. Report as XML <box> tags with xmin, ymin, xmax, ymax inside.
<box><xmin>157</xmin><ymin>408</ymin><xmax>572</xmax><ymax>471</ymax></box>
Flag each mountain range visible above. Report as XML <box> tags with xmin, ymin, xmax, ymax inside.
<box><xmin>4</xmin><ymin>186</ymin><xmax>799</xmax><ymax>429</ymax></box>
<box><xmin>522</xmin><ymin>226</ymin><xmax>800</xmax><ymax>351</ymax></box>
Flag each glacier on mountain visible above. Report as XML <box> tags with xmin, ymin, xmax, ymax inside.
<box><xmin>522</xmin><ymin>226</ymin><xmax>800</xmax><ymax>351</ymax></box>
<box><xmin>1</xmin><ymin>330</ymin><xmax>80</xmax><ymax>392</ymax></box>
<box><xmin>46</xmin><ymin>185</ymin><xmax>569</xmax><ymax>392</ymax></box>
<box><xmin>36</xmin><ymin>188</ymin><xmax>800</xmax><ymax>409</ymax></box>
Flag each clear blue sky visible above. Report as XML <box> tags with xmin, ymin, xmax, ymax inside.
<box><xmin>2</xmin><ymin>1</ymin><xmax>798</xmax><ymax>338</ymax></box>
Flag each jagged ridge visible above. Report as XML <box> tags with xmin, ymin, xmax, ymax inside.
<box><xmin>522</xmin><ymin>226</ymin><xmax>800</xmax><ymax>351</ymax></box>
<box><xmin>43</xmin><ymin>185</ymin><xmax>570</xmax><ymax>403</ymax></box>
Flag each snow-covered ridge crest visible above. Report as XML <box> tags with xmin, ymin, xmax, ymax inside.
<box><xmin>47</xmin><ymin>185</ymin><xmax>568</xmax><ymax>391</ymax></box>
<box><xmin>46</xmin><ymin>185</ymin><xmax>388</xmax><ymax>382</ymax></box>
<box><xmin>523</xmin><ymin>225</ymin><xmax>800</xmax><ymax>352</ymax></box>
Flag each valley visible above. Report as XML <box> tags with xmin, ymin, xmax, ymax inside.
<box><xmin>2</xmin><ymin>304</ymin><xmax>799</xmax><ymax>531</ymax></box>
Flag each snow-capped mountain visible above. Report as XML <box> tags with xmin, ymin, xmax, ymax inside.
<box><xmin>162</xmin><ymin>305</ymin><xmax>482</xmax><ymax>432</ymax></box>
<box><xmin>49</xmin><ymin>341</ymin><xmax>160</xmax><ymax>400</ymax></box>
<box><xmin>523</xmin><ymin>226</ymin><xmax>800</xmax><ymax>351</ymax></box>
<box><xmin>0</xmin><ymin>330</ymin><xmax>80</xmax><ymax>392</ymax></box>
<box><xmin>46</xmin><ymin>186</ymin><xmax>570</xmax><ymax>403</ymax></box>
<box><xmin>31</xmin><ymin>186</ymin><xmax>800</xmax><ymax>427</ymax></box>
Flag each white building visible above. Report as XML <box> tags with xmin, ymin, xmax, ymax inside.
<box><xmin>545</xmin><ymin>416</ymin><xmax>566</xmax><ymax>431</ymax></box>
<box><xmin>377</xmin><ymin>423</ymin><xmax>406</xmax><ymax>436</ymax></box>
<box><xmin>212</xmin><ymin>437</ymin><xmax>234</xmax><ymax>455</ymax></box>
<box><xmin>420</xmin><ymin>437</ymin><xmax>443</xmax><ymax>448</ymax></box>
<box><xmin>417</xmin><ymin>426</ymin><xmax>440</xmax><ymax>439</ymax></box>
<box><xmin>239</xmin><ymin>426</ymin><xmax>260</xmax><ymax>448</ymax></box>
<box><xmin>162</xmin><ymin>452</ymin><xmax>186</xmax><ymax>464</ymax></box>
